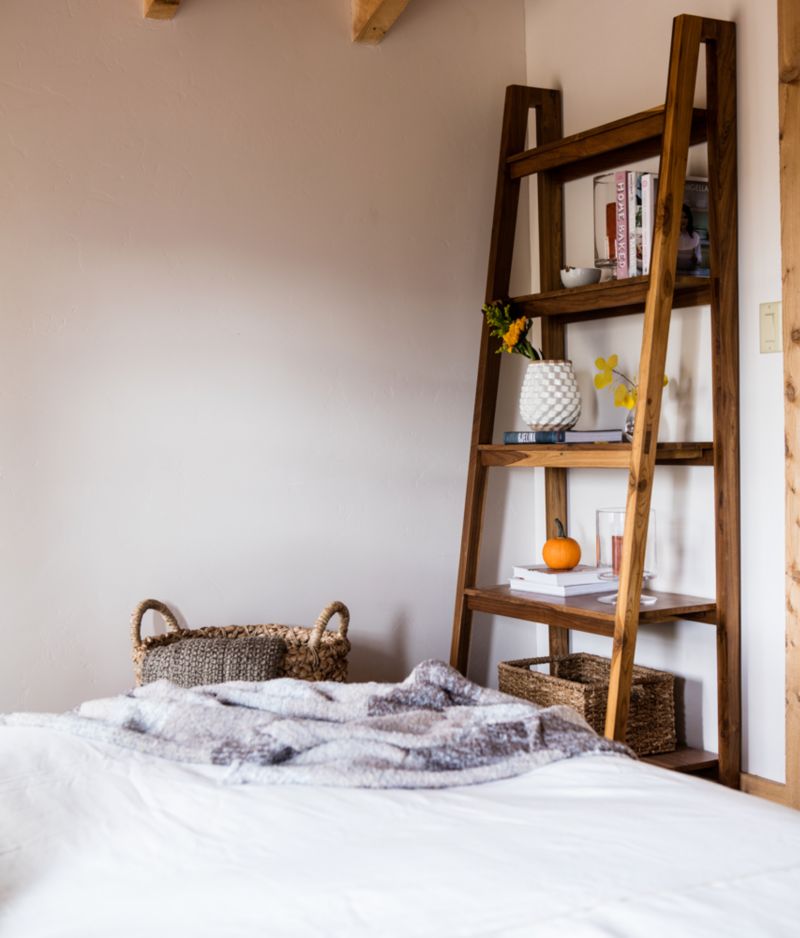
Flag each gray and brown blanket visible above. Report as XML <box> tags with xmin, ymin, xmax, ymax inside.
<box><xmin>1</xmin><ymin>659</ymin><xmax>630</xmax><ymax>787</ymax></box>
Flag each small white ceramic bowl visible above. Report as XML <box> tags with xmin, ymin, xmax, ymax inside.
<box><xmin>560</xmin><ymin>266</ymin><xmax>602</xmax><ymax>289</ymax></box>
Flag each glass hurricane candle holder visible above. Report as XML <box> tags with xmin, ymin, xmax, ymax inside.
<box><xmin>593</xmin><ymin>172</ymin><xmax>620</xmax><ymax>277</ymax></box>
<box><xmin>595</xmin><ymin>507</ymin><xmax>657</xmax><ymax>605</ymax></box>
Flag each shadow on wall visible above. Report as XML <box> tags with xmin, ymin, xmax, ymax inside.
<box><xmin>466</xmin><ymin>612</ymin><xmax>495</xmax><ymax>688</ymax></box>
<box><xmin>674</xmin><ymin>674</ymin><xmax>703</xmax><ymax>748</ymax></box>
<box><xmin>348</xmin><ymin>611</ymin><xmax>409</xmax><ymax>683</ymax></box>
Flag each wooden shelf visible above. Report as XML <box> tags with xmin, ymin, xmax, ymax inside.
<box><xmin>480</xmin><ymin>441</ymin><xmax>714</xmax><ymax>469</ymax></box>
<box><xmin>507</xmin><ymin>106</ymin><xmax>708</xmax><ymax>183</ymax></box>
<box><xmin>464</xmin><ymin>585</ymin><xmax>717</xmax><ymax>635</ymax></box>
<box><xmin>510</xmin><ymin>275</ymin><xmax>712</xmax><ymax>324</ymax></box>
<box><xmin>641</xmin><ymin>747</ymin><xmax>719</xmax><ymax>774</ymax></box>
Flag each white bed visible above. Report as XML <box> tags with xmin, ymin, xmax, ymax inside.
<box><xmin>2</xmin><ymin>723</ymin><xmax>799</xmax><ymax>938</ymax></box>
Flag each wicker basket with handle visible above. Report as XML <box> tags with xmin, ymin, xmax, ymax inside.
<box><xmin>498</xmin><ymin>653</ymin><xmax>676</xmax><ymax>756</ymax></box>
<box><xmin>131</xmin><ymin>598</ymin><xmax>351</xmax><ymax>686</ymax></box>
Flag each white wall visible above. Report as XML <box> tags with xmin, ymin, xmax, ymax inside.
<box><xmin>0</xmin><ymin>0</ymin><xmax>528</xmax><ymax>710</ymax></box>
<box><xmin>476</xmin><ymin>0</ymin><xmax>782</xmax><ymax>779</ymax></box>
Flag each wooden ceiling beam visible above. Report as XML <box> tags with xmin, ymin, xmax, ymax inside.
<box><xmin>352</xmin><ymin>0</ymin><xmax>411</xmax><ymax>44</ymax></box>
<box><xmin>144</xmin><ymin>0</ymin><xmax>180</xmax><ymax>19</ymax></box>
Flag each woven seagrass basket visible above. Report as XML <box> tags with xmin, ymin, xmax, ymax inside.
<box><xmin>131</xmin><ymin>598</ymin><xmax>351</xmax><ymax>686</ymax></box>
<box><xmin>498</xmin><ymin>653</ymin><xmax>676</xmax><ymax>756</ymax></box>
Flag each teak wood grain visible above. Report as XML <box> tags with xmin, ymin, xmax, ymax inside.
<box><xmin>463</xmin><ymin>586</ymin><xmax>716</xmax><ymax>635</ymax></box>
<box><xmin>705</xmin><ymin>19</ymin><xmax>741</xmax><ymax>790</ymax></box>
<box><xmin>536</xmin><ymin>98</ymin><xmax>569</xmax><ymax>663</ymax></box>
<box><xmin>507</xmin><ymin>108</ymin><xmax>708</xmax><ymax>183</ymax></box>
<box><xmin>604</xmin><ymin>14</ymin><xmax>704</xmax><ymax>745</ymax></box>
<box><xmin>479</xmin><ymin>442</ymin><xmax>714</xmax><ymax>469</ymax></box>
<box><xmin>351</xmin><ymin>0</ymin><xmax>411</xmax><ymax>43</ymax></box>
<box><xmin>642</xmin><ymin>748</ymin><xmax>719</xmax><ymax>773</ymax></box>
<box><xmin>740</xmin><ymin>772</ymin><xmax>791</xmax><ymax>807</ymax></box>
<box><xmin>511</xmin><ymin>275</ymin><xmax>711</xmax><ymax>320</ymax></box>
<box><xmin>143</xmin><ymin>0</ymin><xmax>179</xmax><ymax>19</ymax></box>
<box><xmin>779</xmin><ymin>0</ymin><xmax>800</xmax><ymax>809</ymax></box>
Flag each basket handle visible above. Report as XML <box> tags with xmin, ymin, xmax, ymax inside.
<box><xmin>131</xmin><ymin>598</ymin><xmax>182</xmax><ymax>653</ymax></box>
<box><xmin>308</xmin><ymin>601</ymin><xmax>350</xmax><ymax>654</ymax></box>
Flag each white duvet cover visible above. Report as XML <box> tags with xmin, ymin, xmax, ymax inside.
<box><xmin>2</xmin><ymin>726</ymin><xmax>799</xmax><ymax>938</ymax></box>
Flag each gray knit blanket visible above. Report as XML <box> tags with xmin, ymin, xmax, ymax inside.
<box><xmin>1</xmin><ymin>660</ymin><xmax>630</xmax><ymax>788</ymax></box>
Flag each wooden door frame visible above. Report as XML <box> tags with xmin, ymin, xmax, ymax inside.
<box><xmin>779</xmin><ymin>0</ymin><xmax>800</xmax><ymax>809</ymax></box>
<box><xmin>739</xmin><ymin>0</ymin><xmax>799</xmax><ymax>810</ymax></box>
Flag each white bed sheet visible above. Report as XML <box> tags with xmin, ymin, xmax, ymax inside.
<box><xmin>1</xmin><ymin>726</ymin><xmax>799</xmax><ymax>938</ymax></box>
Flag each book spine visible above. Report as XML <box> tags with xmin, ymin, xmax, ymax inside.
<box><xmin>682</xmin><ymin>177</ymin><xmax>710</xmax><ymax>277</ymax></box>
<box><xmin>503</xmin><ymin>430</ymin><xmax>566</xmax><ymax>444</ymax></box>
<box><xmin>563</xmin><ymin>432</ymin><xmax>624</xmax><ymax>443</ymax></box>
<box><xmin>511</xmin><ymin>568</ymin><xmax>603</xmax><ymax>585</ymax></box>
<box><xmin>641</xmin><ymin>173</ymin><xmax>654</xmax><ymax>275</ymax></box>
<box><xmin>508</xmin><ymin>579</ymin><xmax>615</xmax><ymax>597</ymax></box>
<box><xmin>627</xmin><ymin>171</ymin><xmax>636</xmax><ymax>277</ymax></box>
<box><xmin>614</xmin><ymin>171</ymin><xmax>628</xmax><ymax>279</ymax></box>
<box><xmin>605</xmin><ymin>201</ymin><xmax>616</xmax><ymax>263</ymax></box>
<box><xmin>627</xmin><ymin>171</ymin><xmax>642</xmax><ymax>277</ymax></box>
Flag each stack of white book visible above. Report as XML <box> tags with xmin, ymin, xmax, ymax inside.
<box><xmin>508</xmin><ymin>564</ymin><xmax>616</xmax><ymax>597</ymax></box>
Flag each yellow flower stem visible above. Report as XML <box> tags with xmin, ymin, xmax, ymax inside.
<box><xmin>611</xmin><ymin>367</ymin><xmax>635</xmax><ymax>387</ymax></box>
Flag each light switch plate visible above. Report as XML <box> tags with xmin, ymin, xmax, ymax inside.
<box><xmin>759</xmin><ymin>301</ymin><xmax>782</xmax><ymax>353</ymax></box>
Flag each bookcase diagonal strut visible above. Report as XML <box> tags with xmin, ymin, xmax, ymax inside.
<box><xmin>450</xmin><ymin>15</ymin><xmax>740</xmax><ymax>787</ymax></box>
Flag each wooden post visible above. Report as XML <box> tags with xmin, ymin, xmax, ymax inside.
<box><xmin>605</xmin><ymin>15</ymin><xmax>703</xmax><ymax>742</ymax></box>
<box><xmin>779</xmin><ymin>0</ymin><xmax>800</xmax><ymax>808</ymax></box>
<box><xmin>450</xmin><ymin>87</ymin><xmax>561</xmax><ymax>674</ymax></box>
<box><xmin>534</xmin><ymin>98</ymin><xmax>568</xmax><ymax>662</ymax></box>
<box><xmin>704</xmin><ymin>18</ymin><xmax>741</xmax><ymax>789</ymax></box>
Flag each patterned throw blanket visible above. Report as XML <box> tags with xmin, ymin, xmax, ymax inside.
<box><xmin>1</xmin><ymin>660</ymin><xmax>630</xmax><ymax>788</ymax></box>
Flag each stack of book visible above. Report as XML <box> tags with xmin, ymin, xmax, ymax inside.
<box><xmin>503</xmin><ymin>429</ymin><xmax>626</xmax><ymax>444</ymax></box>
<box><xmin>593</xmin><ymin>171</ymin><xmax>709</xmax><ymax>280</ymax></box>
<box><xmin>508</xmin><ymin>564</ymin><xmax>616</xmax><ymax>597</ymax></box>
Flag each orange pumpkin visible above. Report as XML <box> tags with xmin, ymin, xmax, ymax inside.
<box><xmin>542</xmin><ymin>518</ymin><xmax>581</xmax><ymax>570</ymax></box>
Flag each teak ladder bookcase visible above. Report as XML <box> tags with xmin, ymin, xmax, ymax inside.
<box><xmin>450</xmin><ymin>15</ymin><xmax>740</xmax><ymax>787</ymax></box>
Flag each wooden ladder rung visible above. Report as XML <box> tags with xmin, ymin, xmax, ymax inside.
<box><xmin>477</xmin><ymin>442</ymin><xmax>714</xmax><ymax>469</ymax></box>
<box><xmin>510</xmin><ymin>275</ymin><xmax>712</xmax><ymax>321</ymax></box>
<box><xmin>507</xmin><ymin>106</ymin><xmax>708</xmax><ymax>182</ymax></box>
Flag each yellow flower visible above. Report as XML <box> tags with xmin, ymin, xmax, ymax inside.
<box><xmin>593</xmin><ymin>354</ymin><xmax>618</xmax><ymax>389</ymax></box>
<box><xmin>595</xmin><ymin>352</ymin><xmax>667</xmax><ymax>409</ymax></box>
<box><xmin>502</xmin><ymin>316</ymin><xmax>527</xmax><ymax>352</ymax></box>
<box><xmin>614</xmin><ymin>384</ymin><xmax>637</xmax><ymax>409</ymax></box>
<box><xmin>596</xmin><ymin>355</ymin><xmax>618</xmax><ymax>371</ymax></box>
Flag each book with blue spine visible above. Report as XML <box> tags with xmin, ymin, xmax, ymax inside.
<box><xmin>503</xmin><ymin>430</ymin><xmax>566</xmax><ymax>444</ymax></box>
<box><xmin>504</xmin><ymin>429</ymin><xmax>626</xmax><ymax>444</ymax></box>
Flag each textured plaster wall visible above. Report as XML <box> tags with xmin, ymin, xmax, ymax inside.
<box><xmin>478</xmin><ymin>0</ymin><xmax>782</xmax><ymax>779</ymax></box>
<box><xmin>0</xmin><ymin>0</ymin><xmax>528</xmax><ymax>710</ymax></box>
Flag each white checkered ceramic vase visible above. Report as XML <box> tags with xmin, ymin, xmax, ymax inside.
<box><xmin>519</xmin><ymin>360</ymin><xmax>581</xmax><ymax>431</ymax></box>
